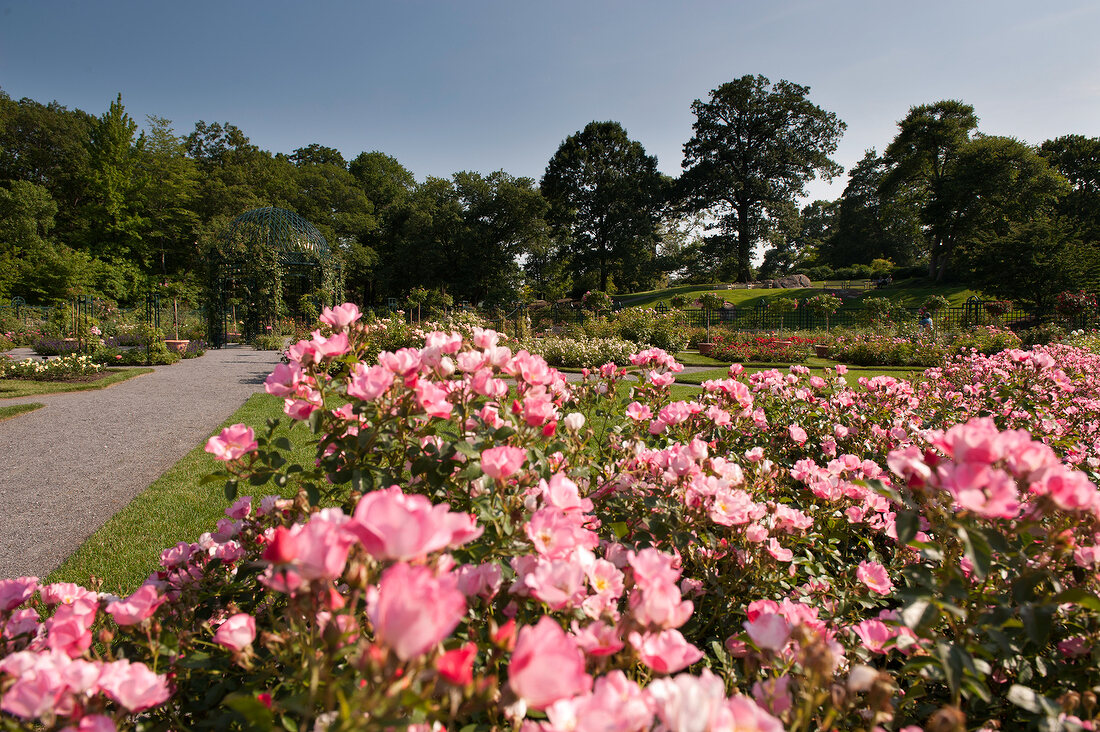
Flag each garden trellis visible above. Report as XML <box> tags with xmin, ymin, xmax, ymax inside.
<box><xmin>206</xmin><ymin>207</ymin><xmax>343</xmax><ymax>347</ymax></box>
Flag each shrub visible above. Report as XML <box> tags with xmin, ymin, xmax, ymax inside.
<box><xmin>710</xmin><ymin>333</ymin><xmax>812</xmax><ymax>363</ymax></box>
<box><xmin>251</xmin><ymin>334</ymin><xmax>287</xmax><ymax>351</ymax></box>
<box><xmin>614</xmin><ymin>308</ymin><xmax>689</xmax><ymax>353</ymax></box>
<box><xmin>0</xmin><ymin>353</ymin><xmax>103</xmax><ymax>380</ymax></box>
<box><xmin>521</xmin><ymin>334</ymin><xmax>638</xmax><ymax>368</ymax></box>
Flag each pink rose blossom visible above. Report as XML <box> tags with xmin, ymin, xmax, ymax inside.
<box><xmin>435</xmin><ymin>642</ymin><xmax>477</xmax><ymax>685</ymax></box>
<box><xmin>788</xmin><ymin>423</ymin><xmax>808</xmax><ymax>444</ymax></box>
<box><xmin>857</xmin><ymin>561</ymin><xmax>894</xmax><ymax>595</ymax></box>
<box><xmin>480</xmin><ymin>445</ymin><xmax>527</xmax><ymax>480</ymax></box>
<box><xmin>214</xmin><ymin>612</ymin><xmax>257</xmax><ymax>651</ymax></box>
<box><xmin>368</xmin><ymin>563</ymin><xmax>466</xmax><ymax>661</ymax></box>
<box><xmin>346</xmin><ymin>486</ymin><xmax>481</xmax><ymax>561</ymax></box>
<box><xmin>319</xmin><ymin>303</ymin><xmax>361</xmax><ymax>330</ymax></box>
<box><xmin>509</xmin><ymin>616</ymin><xmax>592</xmax><ymax>709</ymax></box>
<box><xmin>347</xmin><ymin>363</ymin><xmax>394</xmax><ymax>402</ymax></box>
<box><xmin>629</xmin><ymin>629</ymin><xmax>703</xmax><ymax>674</ymax></box>
<box><xmin>204</xmin><ymin>424</ymin><xmax>257</xmax><ymax>462</ymax></box>
<box><xmin>106</xmin><ymin>585</ymin><xmax>165</xmax><ymax>626</ymax></box>
<box><xmin>97</xmin><ymin>659</ymin><xmax>171</xmax><ymax>712</ymax></box>
<box><xmin>744</xmin><ymin>613</ymin><xmax>790</xmax><ymax>652</ymax></box>
<box><xmin>0</xmin><ymin>577</ymin><xmax>37</xmax><ymax>611</ymax></box>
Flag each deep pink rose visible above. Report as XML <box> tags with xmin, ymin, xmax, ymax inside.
<box><xmin>744</xmin><ymin>613</ymin><xmax>790</xmax><ymax>652</ymax></box>
<box><xmin>346</xmin><ymin>486</ymin><xmax>481</xmax><ymax>561</ymax></box>
<box><xmin>214</xmin><ymin>613</ymin><xmax>256</xmax><ymax>651</ymax></box>
<box><xmin>435</xmin><ymin>642</ymin><xmax>477</xmax><ymax>685</ymax></box>
<box><xmin>0</xmin><ymin>577</ymin><xmax>37</xmax><ymax>611</ymax></box>
<box><xmin>368</xmin><ymin>563</ymin><xmax>466</xmax><ymax>661</ymax></box>
<box><xmin>856</xmin><ymin>561</ymin><xmax>894</xmax><ymax>595</ymax></box>
<box><xmin>508</xmin><ymin>616</ymin><xmax>592</xmax><ymax>709</ymax></box>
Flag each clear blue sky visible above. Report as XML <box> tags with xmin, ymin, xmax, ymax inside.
<box><xmin>2</xmin><ymin>0</ymin><xmax>1097</xmax><ymax>202</ymax></box>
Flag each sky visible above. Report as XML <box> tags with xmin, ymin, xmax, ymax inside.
<box><xmin>1</xmin><ymin>0</ymin><xmax>1098</xmax><ymax>203</ymax></box>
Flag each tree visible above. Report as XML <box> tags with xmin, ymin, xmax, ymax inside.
<box><xmin>136</xmin><ymin>116</ymin><xmax>199</xmax><ymax>278</ymax></box>
<box><xmin>881</xmin><ymin>101</ymin><xmax>979</xmax><ymax>279</ymax></box>
<box><xmin>541</xmin><ymin>121</ymin><xmax>665</xmax><ymax>293</ymax></box>
<box><xmin>679</xmin><ymin>75</ymin><xmax>845</xmax><ymax>282</ymax></box>
<box><xmin>347</xmin><ymin>151</ymin><xmax>418</xmax><ymax>303</ymax></box>
<box><xmin>824</xmin><ymin>150</ymin><xmax>924</xmax><ymax>268</ymax></box>
<box><xmin>1040</xmin><ymin>135</ymin><xmax>1100</xmax><ymax>242</ymax></box>
<box><xmin>81</xmin><ymin>94</ymin><xmax>148</xmax><ymax>268</ymax></box>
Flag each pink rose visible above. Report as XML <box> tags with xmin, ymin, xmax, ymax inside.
<box><xmin>788</xmin><ymin>424</ymin><xmax>808</xmax><ymax>444</ymax></box>
<box><xmin>480</xmin><ymin>445</ymin><xmax>527</xmax><ymax>480</ymax></box>
<box><xmin>0</xmin><ymin>577</ymin><xmax>37</xmax><ymax>611</ymax></box>
<box><xmin>856</xmin><ymin>561</ymin><xmax>894</xmax><ymax>595</ymax></box>
<box><xmin>319</xmin><ymin>303</ymin><xmax>361</xmax><ymax>330</ymax></box>
<box><xmin>346</xmin><ymin>486</ymin><xmax>481</xmax><ymax>561</ymax></box>
<box><xmin>107</xmin><ymin>585</ymin><xmax>165</xmax><ymax>626</ymax></box>
<box><xmin>509</xmin><ymin>616</ymin><xmax>592</xmax><ymax>709</ymax></box>
<box><xmin>368</xmin><ymin>563</ymin><xmax>466</xmax><ymax>661</ymax></box>
<box><xmin>629</xmin><ymin>629</ymin><xmax>703</xmax><ymax>674</ymax></box>
<box><xmin>435</xmin><ymin>642</ymin><xmax>477</xmax><ymax>686</ymax></box>
<box><xmin>348</xmin><ymin>363</ymin><xmax>395</xmax><ymax>402</ymax></box>
<box><xmin>744</xmin><ymin>613</ymin><xmax>790</xmax><ymax>652</ymax></box>
<box><xmin>97</xmin><ymin>659</ymin><xmax>171</xmax><ymax>712</ymax></box>
<box><xmin>204</xmin><ymin>424</ymin><xmax>257</xmax><ymax>462</ymax></box>
<box><xmin>214</xmin><ymin>613</ymin><xmax>256</xmax><ymax>651</ymax></box>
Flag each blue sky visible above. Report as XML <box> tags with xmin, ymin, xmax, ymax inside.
<box><xmin>2</xmin><ymin>1</ymin><xmax>1097</xmax><ymax>202</ymax></box>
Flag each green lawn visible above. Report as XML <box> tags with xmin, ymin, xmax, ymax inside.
<box><xmin>673</xmin><ymin>363</ymin><xmax>921</xmax><ymax>388</ymax></box>
<box><xmin>0</xmin><ymin>402</ymin><xmax>43</xmax><ymax>422</ymax></box>
<box><xmin>49</xmin><ymin>393</ymin><xmax>316</xmax><ymax>595</ymax></box>
<box><xmin>0</xmin><ymin>367</ymin><xmax>153</xmax><ymax>399</ymax></box>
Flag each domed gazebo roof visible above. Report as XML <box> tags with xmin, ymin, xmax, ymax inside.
<box><xmin>224</xmin><ymin>206</ymin><xmax>332</xmax><ymax>262</ymax></box>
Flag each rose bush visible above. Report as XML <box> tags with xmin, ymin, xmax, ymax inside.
<box><xmin>3</xmin><ymin>305</ymin><xmax>1100</xmax><ymax>730</ymax></box>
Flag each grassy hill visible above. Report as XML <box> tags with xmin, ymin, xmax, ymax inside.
<box><xmin>617</xmin><ymin>278</ymin><xmax>983</xmax><ymax>310</ymax></box>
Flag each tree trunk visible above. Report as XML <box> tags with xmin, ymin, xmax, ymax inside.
<box><xmin>737</xmin><ymin>206</ymin><xmax>752</xmax><ymax>282</ymax></box>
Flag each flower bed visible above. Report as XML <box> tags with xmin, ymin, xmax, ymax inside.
<box><xmin>520</xmin><ymin>334</ymin><xmax>640</xmax><ymax>368</ymax></box>
<box><xmin>710</xmin><ymin>333</ymin><xmax>814</xmax><ymax>363</ymax></box>
<box><xmin>0</xmin><ymin>353</ymin><xmax>104</xmax><ymax>381</ymax></box>
<box><xmin>827</xmin><ymin>327</ymin><xmax>1022</xmax><ymax>367</ymax></box>
<box><xmin>4</xmin><ymin>303</ymin><xmax>1100</xmax><ymax>729</ymax></box>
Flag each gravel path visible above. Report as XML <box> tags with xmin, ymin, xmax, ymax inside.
<box><xmin>0</xmin><ymin>346</ymin><xmax>283</xmax><ymax>580</ymax></box>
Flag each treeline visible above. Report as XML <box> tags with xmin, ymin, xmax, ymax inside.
<box><xmin>2</xmin><ymin>77</ymin><xmax>1099</xmax><ymax>310</ymax></box>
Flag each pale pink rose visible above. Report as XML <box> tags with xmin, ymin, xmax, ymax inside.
<box><xmin>744</xmin><ymin>613</ymin><xmax>790</xmax><ymax>652</ymax></box>
<box><xmin>746</xmin><ymin>599</ymin><xmax>780</xmax><ymax>622</ymax></box>
<box><xmin>725</xmin><ymin>694</ymin><xmax>785</xmax><ymax>732</ymax></box>
<box><xmin>562</xmin><ymin>412</ymin><xmax>586</xmax><ymax>432</ymax></box>
<box><xmin>524</xmin><ymin>507</ymin><xmax>599</xmax><ymax>559</ymax></box>
<box><xmin>3</xmin><ymin>608</ymin><xmax>39</xmax><ymax>639</ymax></box>
<box><xmin>571</xmin><ymin>620</ymin><xmax>624</xmax><ymax>656</ymax></box>
<box><xmin>346</xmin><ymin>486</ymin><xmax>481</xmax><ymax>560</ymax></box>
<box><xmin>745</xmin><ymin>523</ymin><xmax>769</xmax><ymax>543</ymax></box>
<box><xmin>294</xmin><ymin>509</ymin><xmax>355</xmax><ymax>581</ymax></box>
<box><xmin>541</xmin><ymin>473</ymin><xmax>594</xmax><ymax>513</ymax></box>
<box><xmin>648</xmin><ymin>669</ymin><xmax>729</xmax><ymax>731</ymax></box>
<box><xmin>852</xmin><ymin>618</ymin><xmax>894</xmax><ymax>653</ymax></box>
<box><xmin>481</xmin><ymin>445</ymin><xmax>527</xmax><ymax>480</ymax></box>
<box><xmin>286</xmin><ymin>338</ymin><xmax>317</xmax><ymax>366</ymax></box>
<box><xmin>629</xmin><ymin>629</ymin><xmax>703</xmax><ymax>674</ymax></box>
<box><xmin>0</xmin><ymin>665</ymin><xmax>65</xmax><ymax>719</ymax></box>
<box><xmin>572</xmin><ymin>671</ymin><xmax>652</xmax><ymax>732</ymax></box>
<box><xmin>509</xmin><ymin>616</ymin><xmax>592</xmax><ymax>709</ymax></box>
<box><xmin>106</xmin><ymin>585</ymin><xmax>165</xmax><ymax>626</ymax></box>
<box><xmin>379</xmin><ymin>348</ymin><xmax>422</xmax><ymax>378</ymax></box>
<box><xmin>46</xmin><ymin>598</ymin><xmax>97</xmax><ymax>657</ymax></box>
<box><xmin>97</xmin><ymin>659</ymin><xmax>171</xmax><ymax>712</ymax></box>
<box><xmin>368</xmin><ymin>563</ymin><xmax>466</xmax><ymax>661</ymax></box>
<box><xmin>214</xmin><ymin>612</ymin><xmax>256</xmax><ymax>651</ymax></box>
<box><xmin>204</xmin><ymin>424</ymin><xmax>257</xmax><ymax>462</ymax></box>
<box><xmin>284</xmin><ymin>397</ymin><xmax>318</xmax><ymax>420</ymax></box>
<box><xmin>472</xmin><ymin>327</ymin><xmax>500</xmax><ymax>349</ymax></box>
<box><xmin>629</xmin><ymin>548</ymin><xmax>682</xmax><ymax>590</ymax></box>
<box><xmin>788</xmin><ymin>424</ymin><xmax>808</xmax><ymax>444</ymax></box>
<box><xmin>1058</xmin><ymin>635</ymin><xmax>1089</xmax><ymax>657</ymax></box>
<box><xmin>160</xmin><ymin>541</ymin><xmax>194</xmax><ymax>568</ymax></box>
<box><xmin>455</xmin><ymin>562</ymin><xmax>503</xmax><ymax>600</ymax></box>
<box><xmin>766</xmin><ymin>538</ymin><xmax>793</xmax><ymax>562</ymax></box>
<box><xmin>752</xmin><ymin>675</ymin><xmax>792</xmax><ymax>716</ymax></box>
<box><xmin>39</xmin><ymin>582</ymin><xmax>92</xmax><ymax>606</ymax></box>
<box><xmin>629</xmin><ymin>583</ymin><xmax>693</xmax><ymax>630</ymax></box>
<box><xmin>526</xmin><ymin>558</ymin><xmax>586</xmax><ymax>610</ymax></box>
<box><xmin>857</xmin><ymin>561</ymin><xmax>894</xmax><ymax>595</ymax></box>
<box><xmin>626</xmin><ymin>401</ymin><xmax>653</xmax><ymax>421</ymax></box>
<box><xmin>310</xmin><ymin>330</ymin><xmax>350</xmax><ymax>360</ymax></box>
<box><xmin>263</xmin><ymin>362</ymin><xmax>303</xmax><ymax>397</ymax></box>
<box><xmin>319</xmin><ymin>303</ymin><xmax>361</xmax><ymax>330</ymax></box>
<box><xmin>414</xmin><ymin>379</ymin><xmax>453</xmax><ymax>418</ymax></box>
<box><xmin>226</xmin><ymin>495</ymin><xmax>252</xmax><ymax>519</ymax></box>
<box><xmin>67</xmin><ymin>715</ymin><xmax>117</xmax><ymax>732</ymax></box>
<box><xmin>0</xmin><ymin>577</ymin><xmax>37</xmax><ymax>611</ymax></box>
<box><xmin>585</xmin><ymin>559</ymin><xmax>624</xmax><ymax>599</ymax></box>
<box><xmin>347</xmin><ymin>363</ymin><xmax>394</xmax><ymax>402</ymax></box>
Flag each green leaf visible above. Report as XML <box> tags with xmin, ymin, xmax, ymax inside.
<box><xmin>895</xmin><ymin>509</ymin><xmax>919</xmax><ymax>546</ymax></box>
<box><xmin>223</xmin><ymin>693</ymin><xmax>275</xmax><ymax>729</ymax></box>
<box><xmin>307</xmin><ymin>409</ymin><xmax>324</xmax><ymax>434</ymax></box>
<box><xmin>224</xmin><ymin>480</ymin><xmax>238</xmax><ymax>501</ymax></box>
<box><xmin>273</xmin><ymin>436</ymin><xmax>292</xmax><ymax>450</ymax></box>
<box><xmin>305</xmin><ymin>484</ymin><xmax>320</xmax><ymax>506</ymax></box>
<box><xmin>1007</xmin><ymin>684</ymin><xmax>1063</xmax><ymax>716</ymax></box>
<box><xmin>958</xmin><ymin>526</ymin><xmax>992</xmax><ymax>580</ymax></box>
<box><xmin>610</xmin><ymin>522</ymin><xmax>629</xmax><ymax>540</ymax></box>
<box><xmin>1054</xmin><ymin>587</ymin><xmax>1100</xmax><ymax>611</ymax></box>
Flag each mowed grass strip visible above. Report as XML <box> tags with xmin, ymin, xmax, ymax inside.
<box><xmin>0</xmin><ymin>402</ymin><xmax>43</xmax><ymax>422</ymax></box>
<box><xmin>673</xmin><ymin>363</ymin><xmax>922</xmax><ymax>387</ymax></box>
<box><xmin>0</xmin><ymin>367</ymin><xmax>153</xmax><ymax>399</ymax></box>
<box><xmin>49</xmin><ymin>393</ymin><xmax>318</xmax><ymax>595</ymax></box>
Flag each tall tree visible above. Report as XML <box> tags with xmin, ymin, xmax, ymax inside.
<box><xmin>1040</xmin><ymin>134</ymin><xmax>1100</xmax><ymax>242</ymax></box>
<box><xmin>541</xmin><ymin>121</ymin><xmax>665</xmax><ymax>293</ymax></box>
<box><xmin>881</xmin><ymin>101</ymin><xmax>978</xmax><ymax>279</ymax></box>
<box><xmin>347</xmin><ymin>151</ymin><xmax>417</xmax><ymax>303</ymax></box>
<box><xmin>680</xmin><ymin>75</ymin><xmax>845</xmax><ymax>282</ymax></box>
<box><xmin>136</xmin><ymin>116</ymin><xmax>199</xmax><ymax>278</ymax></box>
<box><xmin>824</xmin><ymin>150</ymin><xmax>924</xmax><ymax>267</ymax></box>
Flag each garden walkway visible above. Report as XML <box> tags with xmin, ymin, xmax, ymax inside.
<box><xmin>0</xmin><ymin>346</ymin><xmax>284</xmax><ymax>580</ymax></box>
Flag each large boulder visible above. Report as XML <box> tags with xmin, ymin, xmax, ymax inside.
<box><xmin>776</xmin><ymin>274</ymin><xmax>811</xmax><ymax>288</ymax></box>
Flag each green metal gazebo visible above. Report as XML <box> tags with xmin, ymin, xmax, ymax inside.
<box><xmin>207</xmin><ymin>207</ymin><xmax>343</xmax><ymax>347</ymax></box>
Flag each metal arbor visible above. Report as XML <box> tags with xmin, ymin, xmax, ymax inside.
<box><xmin>207</xmin><ymin>207</ymin><xmax>343</xmax><ymax>347</ymax></box>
